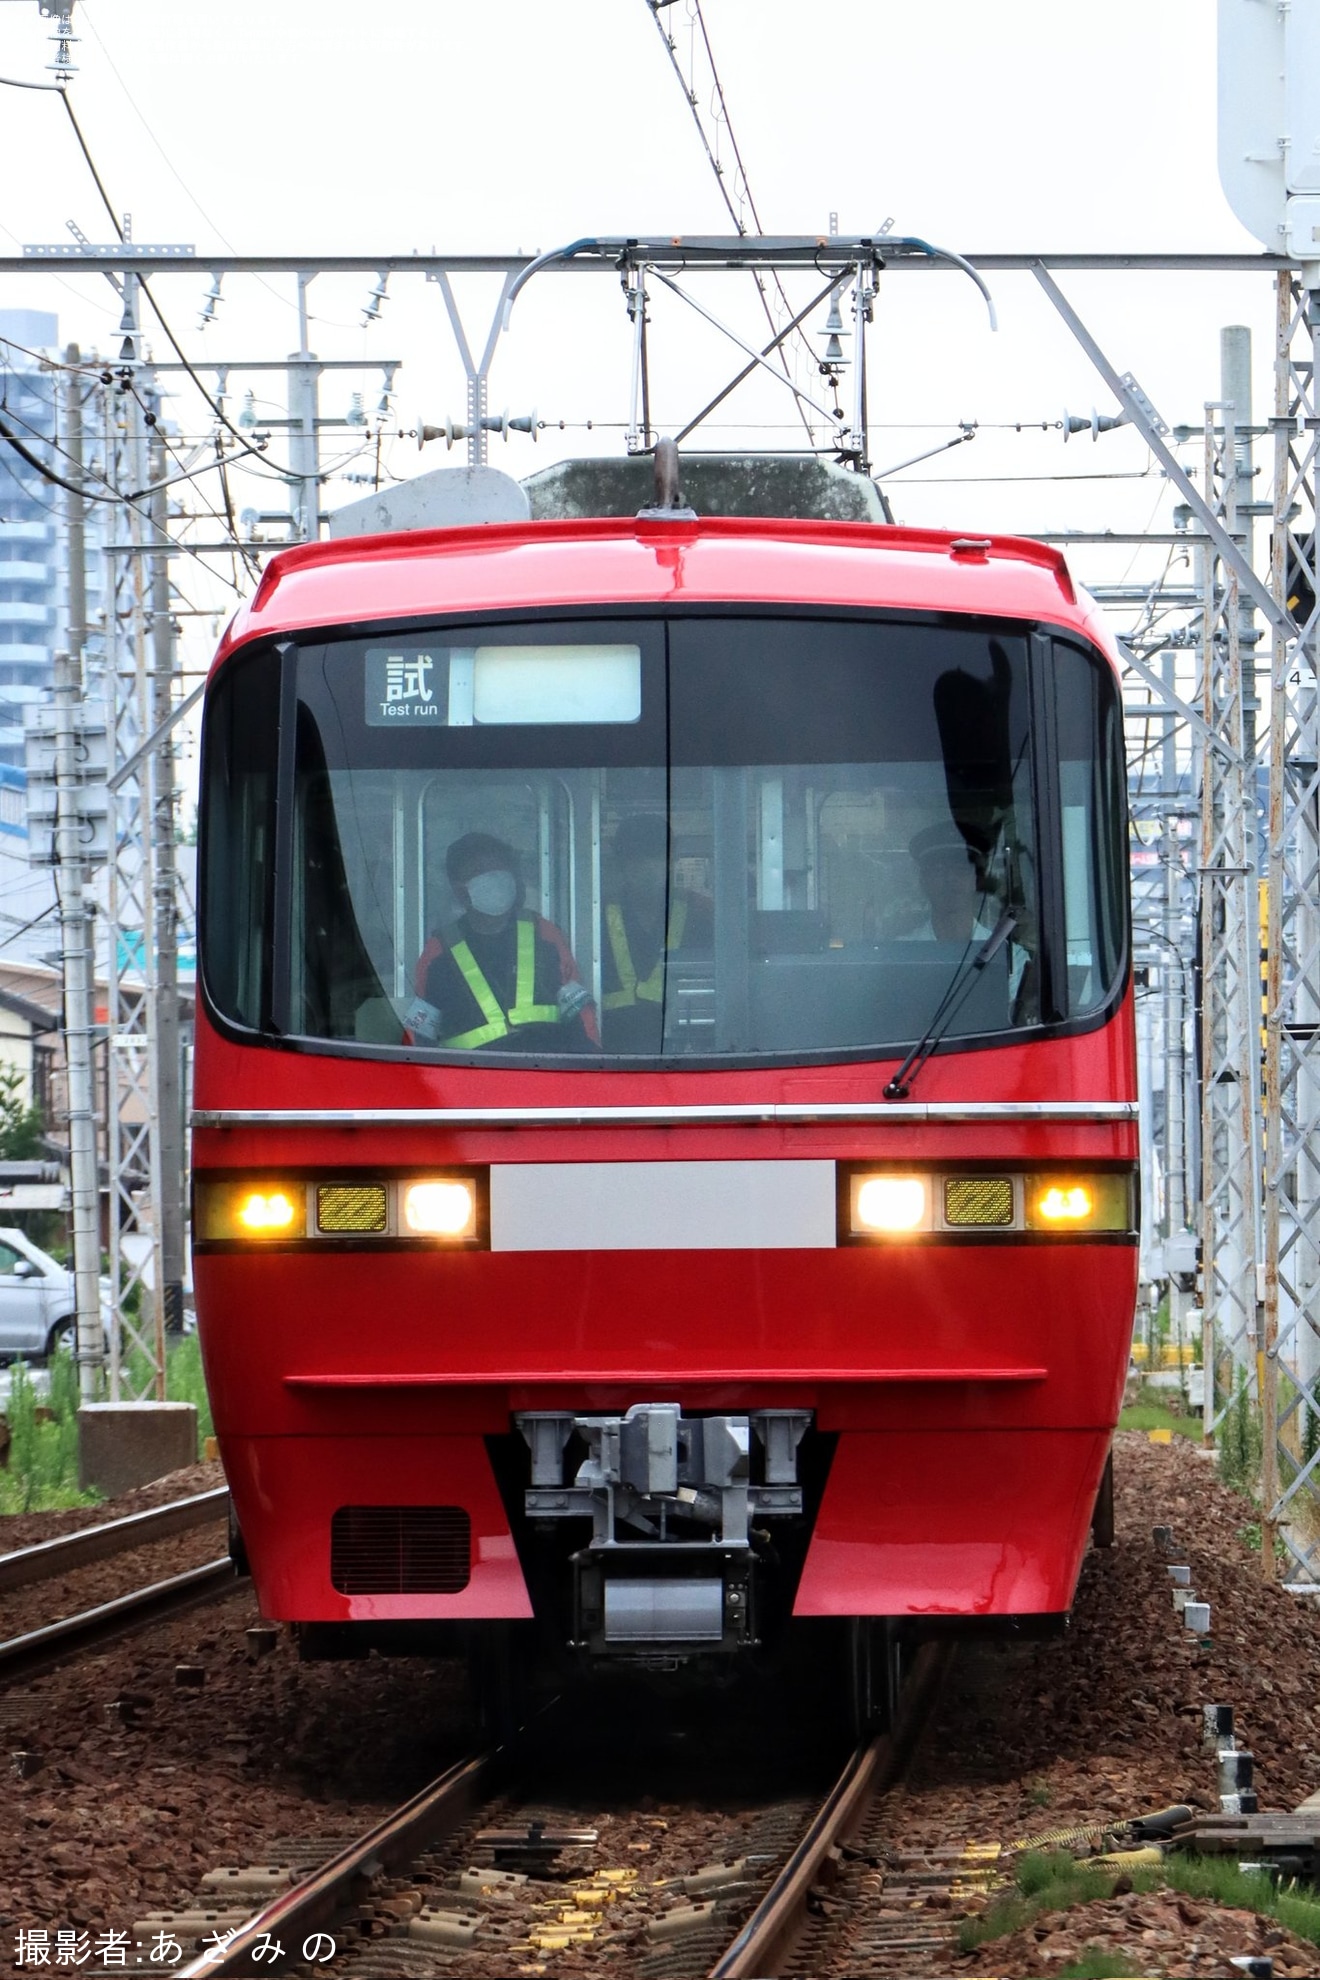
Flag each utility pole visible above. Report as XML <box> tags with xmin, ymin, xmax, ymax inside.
<box><xmin>58</xmin><ymin>349</ymin><xmax>105</xmax><ymax>1401</ymax></box>
<box><xmin>52</xmin><ymin>644</ymin><xmax>102</xmax><ymax>1402</ymax></box>
<box><xmin>103</xmin><ymin>272</ymin><xmax>166</xmax><ymax>1400</ymax></box>
<box><xmin>289</xmin><ymin>273</ymin><xmax>322</xmax><ymax>539</ymax></box>
<box><xmin>147</xmin><ymin>404</ymin><xmax>186</xmax><ymax>1341</ymax></box>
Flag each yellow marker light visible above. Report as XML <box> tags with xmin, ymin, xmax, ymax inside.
<box><xmin>1036</xmin><ymin>1184</ymin><xmax>1093</xmax><ymax>1222</ymax></box>
<box><xmin>402</xmin><ymin>1178</ymin><xmax>477</xmax><ymax>1239</ymax></box>
<box><xmin>852</xmin><ymin>1175</ymin><xmax>928</xmax><ymax>1234</ymax></box>
<box><xmin>1025</xmin><ymin>1172</ymin><xmax>1132</xmax><ymax>1233</ymax></box>
<box><xmin>193</xmin><ymin>1180</ymin><xmax>307</xmax><ymax>1241</ymax></box>
<box><xmin>236</xmin><ymin>1190</ymin><xmax>298</xmax><ymax>1233</ymax></box>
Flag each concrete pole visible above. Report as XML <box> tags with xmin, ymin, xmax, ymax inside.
<box><xmin>53</xmin><ymin>647</ymin><xmax>104</xmax><ymax>1403</ymax></box>
<box><xmin>59</xmin><ymin>354</ymin><xmax>104</xmax><ymax>1401</ymax></box>
<box><xmin>288</xmin><ymin>273</ymin><xmax>322</xmax><ymax>540</ymax></box>
<box><xmin>147</xmin><ymin>408</ymin><xmax>186</xmax><ymax>1342</ymax></box>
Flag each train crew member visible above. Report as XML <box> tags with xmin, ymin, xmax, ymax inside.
<box><xmin>405</xmin><ymin>831</ymin><xmax>598</xmax><ymax>1052</ymax></box>
<box><xmin>904</xmin><ymin>819</ymin><xmax>1032</xmax><ymax>1010</ymax></box>
<box><xmin>601</xmin><ymin>813</ymin><xmax>713</xmax><ymax>1053</ymax></box>
<box><xmin>904</xmin><ymin>820</ymin><xmax>997</xmax><ymax>944</ymax></box>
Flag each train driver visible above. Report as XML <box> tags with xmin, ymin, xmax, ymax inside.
<box><xmin>600</xmin><ymin>813</ymin><xmax>713</xmax><ymax>1054</ymax></box>
<box><xmin>904</xmin><ymin>819</ymin><xmax>1031</xmax><ymax>1008</ymax></box>
<box><xmin>905</xmin><ymin>821</ymin><xmax>998</xmax><ymax>944</ymax></box>
<box><xmin>405</xmin><ymin>831</ymin><xmax>599</xmax><ymax>1053</ymax></box>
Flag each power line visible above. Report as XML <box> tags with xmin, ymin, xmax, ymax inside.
<box><xmin>73</xmin><ymin>8</ymin><xmax>342</xmax><ymax>330</ymax></box>
<box><xmin>0</xmin><ymin>356</ymin><xmax>250</xmax><ymax>592</ymax></box>
<box><xmin>644</xmin><ymin>0</ymin><xmax>818</xmax><ymax>448</ymax></box>
<box><xmin>58</xmin><ymin>91</ymin><xmax>303</xmax><ymax>489</ymax></box>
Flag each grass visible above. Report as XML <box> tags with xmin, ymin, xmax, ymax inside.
<box><xmin>1118</xmin><ymin>1397</ymin><xmax>1202</xmax><ymax>1439</ymax></box>
<box><xmin>1218</xmin><ymin>1368</ymin><xmax>1264</xmax><ymax>1495</ymax></box>
<box><xmin>0</xmin><ymin>1353</ymin><xmax>98</xmax><ymax>1513</ymax></box>
<box><xmin>0</xmin><ymin>1334</ymin><xmax>215</xmax><ymax>1515</ymax></box>
<box><xmin>959</xmin><ymin>1845</ymin><xmax>1320</xmax><ymax>1960</ymax></box>
<box><xmin>1163</xmin><ymin>1854</ymin><xmax>1320</xmax><ymax>1945</ymax></box>
<box><xmin>163</xmin><ymin>1334</ymin><xmax>214</xmax><ymax>1447</ymax></box>
<box><xmin>1058</xmin><ymin>1954</ymin><xmax>1143</xmax><ymax>1980</ymax></box>
<box><xmin>957</xmin><ymin>1851</ymin><xmax>1153</xmax><ymax>1953</ymax></box>
<box><xmin>117</xmin><ymin>1332</ymin><xmax>214</xmax><ymax>1448</ymax></box>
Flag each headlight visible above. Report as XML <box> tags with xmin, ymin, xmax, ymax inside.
<box><xmin>1025</xmin><ymin>1173</ymin><xmax>1131</xmax><ymax>1232</ymax></box>
<box><xmin>402</xmin><ymin>1178</ymin><xmax>478</xmax><ymax>1239</ymax></box>
<box><xmin>841</xmin><ymin>1165</ymin><xmax>1134</xmax><ymax>1241</ymax></box>
<box><xmin>850</xmin><ymin>1174</ymin><xmax>930</xmax><ymax>1234</ymax></box>
<box><xmin>195</xmin><ymin>1175</ymin><xmax>485</xmax><ymax>1245</ymax></box>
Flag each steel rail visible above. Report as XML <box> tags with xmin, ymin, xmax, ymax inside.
<box><xmin>0</xmin><ymin>1559</ymin><xmax>244</xmax><ymax>1685</ymax></box>
<box><xmin>0</xmin><ymin>1486</ymin><xmax>229</xmax><ymax>1593</ymax></box>
<box><xmin>177</xmin><ymin>1744</ymin><xmax>501</xmax><ymax>1978</ymax></box>
<box><xmin>709</xmin><ymin>1642</ymin><xmax>949</xmax><ymax>1978</ymax></box>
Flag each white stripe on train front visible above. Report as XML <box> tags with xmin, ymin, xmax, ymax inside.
<box><xmin>490</xmin><ymin>1160</ymin><xmax>835</xmax><ymax>1250</ymax></box>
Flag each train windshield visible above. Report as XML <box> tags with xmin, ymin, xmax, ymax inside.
<box><xmin>202</xmin><ymin>615</ymin><xmax>1126</xmax><ymax>1065</ymax></box>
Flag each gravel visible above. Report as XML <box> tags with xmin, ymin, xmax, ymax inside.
<box><xmin>0</xmin><ymin>1584</ymin><xmax>474</xmax><ymax>1965</ymax></box>
<box><xmin>0</xmin><ymin>1459</ymin><xmax>223</xmax><ymax>1554</ymax></box>
<box><xmin>820</xmin><ymin>1430</ymin><xmax>1320</xmax><ymax>1977</ymax></box>
<box><xmin>6</xmin><ymin>1431</ymin><xmax>1320</xmax><ymax>1979</ymax></box>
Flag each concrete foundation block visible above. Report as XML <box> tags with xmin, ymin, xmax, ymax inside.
<box><xmin>78</xmin><ymin>1402</ymin><xmax>197</xmax><ymax>1496</ymax></box>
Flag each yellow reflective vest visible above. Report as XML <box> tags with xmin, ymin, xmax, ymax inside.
<box><xmin>443</xmin><ymin>918</ymin><xmax>560</xmax><ymax>1048</ymax></box>
<box><xmin>602</xmin><ymin>897</ymin><xmax>688</xmax><ymax>1010</ymax></box>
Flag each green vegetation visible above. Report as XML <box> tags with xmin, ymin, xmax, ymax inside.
<box><xmin>0</xmin><ymin>1352</ymin><xmax>97</xmax><ymax>1513</ymax></box>
<box><xmin>1236</xmin><ymin>1520</ymin><xmax>1290</xmax><ymax>1563</ymax></box>
<box><xmin>958</xmin><ymin>1844</ymin><xmax>1320</xmax><ymax>1961</ymax></box>
<box><xmin>1163</xmin><ymin>1853</ymin><xmax>1320</xmax><ymax>1946</ymax></box>
<box><xmin>1058</xmin><ymin>1953</ymin><xmax>1143</xmax><ymax>1980</ymax></box>
<box><xmin>0</xmin><ymin>1063</ymin><xmax>44</xmax><ymax>1161</ymax></box>
<box><xmin>162</xmin><ymin>1333</ymin><xmax>214</xmax><ymax>1446</ymax></box>
<box><xmin>1219</xmin><ymin>1367</ymin><xmax>1264</xmax><ymax>1495</ymax></box>
<box><xmin>1118</xmin><ymin>1382</ymin><xmax>1202</xmax><ymax>1439</ymax></box>
<box><xmin>957</xmin><ymin>1852</ymin><xmax>1152</xmax><ymax>1954</ymax></box>
<box><xmin>0</xmin><ymin>1335</ymin><xmax>214</xmax><ymax>1515</ymax></box>
<box><xmin>117</xmin><ymin>1333</ymin><xmax>215</xmax><ymax>1449</ymax></box>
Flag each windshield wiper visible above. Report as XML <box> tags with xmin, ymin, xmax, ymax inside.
<box><xmin>883</xmin><ymin>910</ymin><xmax>1018</xmax><ymax>1100</ymax></box>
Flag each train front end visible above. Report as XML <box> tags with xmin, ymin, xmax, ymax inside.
<box><xmin>192</xmin><ymin>513</ymin><xmax>1136</xmax><ymax>1678</ymax></box>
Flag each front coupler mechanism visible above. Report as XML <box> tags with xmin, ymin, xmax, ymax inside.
<box><xmin>515</xmin><ymin>1404</ymin><xmax>810</xmax><ymax>1658</ymax></box>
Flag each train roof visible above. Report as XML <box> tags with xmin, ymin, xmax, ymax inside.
<box><xmin>215</xmin><ymin>515</ymin><xmax>1113</xmax><ymax>667</ymax></box>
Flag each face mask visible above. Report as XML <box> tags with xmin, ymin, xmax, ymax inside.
<box><xmin>466</xmin><ymin>869</ymin><xmax>517</xmax><ymax>917</ymax></box>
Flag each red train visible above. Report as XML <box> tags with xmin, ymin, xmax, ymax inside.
<box><xmin>192</xmin><ymin>460</ymin><xmax>1136</xmax><ymax>1720</ymax></box>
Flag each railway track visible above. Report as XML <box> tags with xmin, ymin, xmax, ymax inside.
<box><xmin>0</xmin><ymin>1485</ymin><xmax>242</xmax><ymax>1683</ymax></box>
<box><xmin>119</xmin><ymin>1646</ymin><xmax>950</xmax><ymax>1978</ymax></box>
<box><xmin>0</xmin><ymin>1485</ymin><xmax>230</xmax><ymax>1592</ymax></box>
<box><xmin>0</xmin><ymin>1556</ymin><xmax>247</xmax><ymax>1684</ymax></box>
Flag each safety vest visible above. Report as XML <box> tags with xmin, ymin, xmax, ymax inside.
<box><xmin>443</xmin><ymin>918</ymin><xmax>561</xmax><ymax>1048</ymax></box>
<box><xmin>602</xmin><ymin>897</ymin><xmax>688</xmax><ymax>1010</ymax></box>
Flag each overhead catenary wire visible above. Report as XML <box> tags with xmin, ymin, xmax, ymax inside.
<box><xmin>58</xmin><ymin>91</ymin><xmax>303</xmax><ymax>491</ymax></box>
<box><xmin>50</xmin><ymin>87</ymin><xmax>299</xmax><ymax>584</ymax></box>
<box><xmin>74</xmin><ymin>7</ymin><xmax>360</xmax><ymax>334</ymax></box>
<box><xmin>644</xmin><ymin>0</ymin><xmax>819</xmax><ymax>448</ymax></box>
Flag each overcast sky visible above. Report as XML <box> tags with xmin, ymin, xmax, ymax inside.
<box><xmin>0</xmin><ymin>0</ymin><xmax>1285</xmax><ymax>652</ymax></box>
